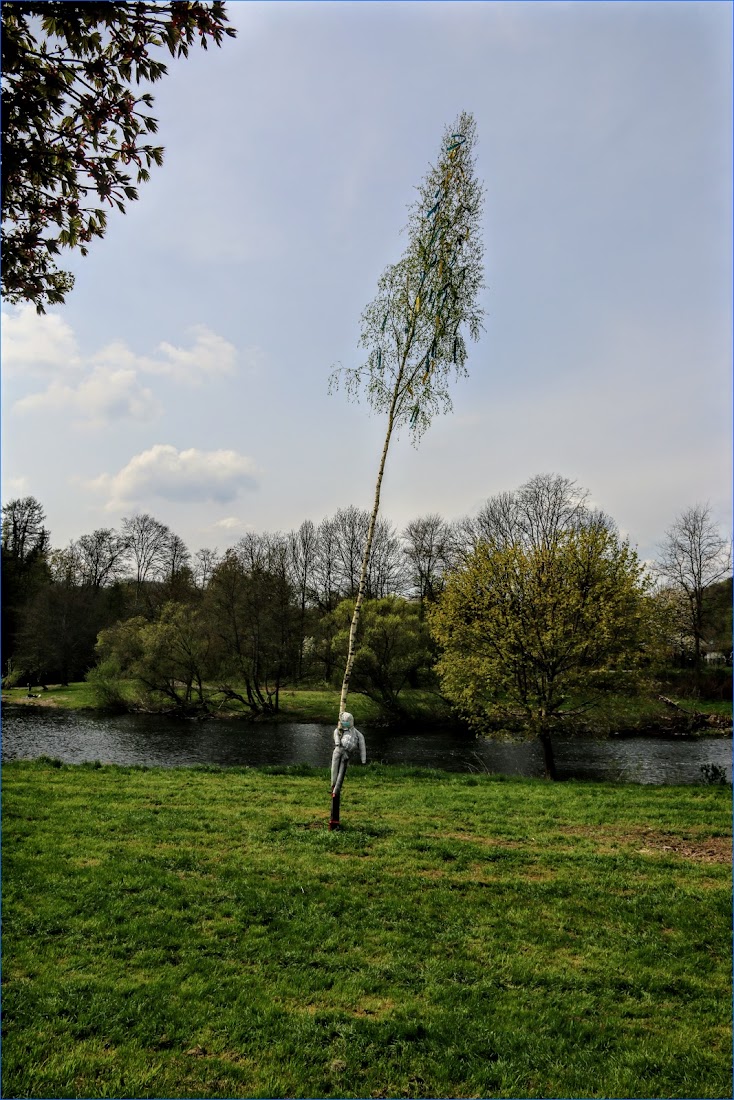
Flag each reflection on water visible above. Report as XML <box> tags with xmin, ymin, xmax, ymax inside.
<box><xmin>2</xmin><ymin>706</ymin><xmax>731</xmax><ymax>784</ymax></box>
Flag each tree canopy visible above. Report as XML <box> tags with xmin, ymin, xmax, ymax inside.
<box><xmin>1</xmin><ymin>1</ymin><xmax>236</xmax><ymax>311</ymax></box>
<box><xmin>428</xmin><ymin>525</ymin><xmax>656</xmax><ymax>778</ymax></box>
<box><xmin>331</xmin><ymin>111</ymin><xmax>485</xmax><ymax>443</ymax></box>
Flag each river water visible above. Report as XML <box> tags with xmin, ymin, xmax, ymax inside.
<box><xmin>1</xmin><ymin>706</ymin><xmax>731</xmax><ymax>784</ymax></box>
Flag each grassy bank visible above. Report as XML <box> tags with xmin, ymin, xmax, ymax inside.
<box><xmin>0</xmin><ymin>682</ymin><xmax>435</xmax><ymax>724</ymax></box>
<box><xmin>2</xmin><ymin>680</ymin><xmax>732</xmax><ymax>735</ymax></box>
<box><xmin>3</xmin><ymin>761</ymin><xmax>731</xmax><ymax>1098</ymax></box>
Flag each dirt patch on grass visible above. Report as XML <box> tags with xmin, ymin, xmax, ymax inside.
<box><xmin>418</xmin><ymin>868</ymin><xmax>449</xmax><ymax>880</ymax></box>
<box><xmin>632</xmin><ymin>833</ymin><xmax>732</xmax><ymax>863</ymax></box>
<box><xmin>294</xmin><ymin>997</ymin><xmax>394</xmax><ymax>1019</ymax></box>
<box><xmin>349</xmin><ymin>997</ymin><xmax>395</xmax><ymax>1018</ymax></box>
<box><xmin>555</xmin><ymin>824</ymin><xmax>732</xmax><ymax>863</ymax></box>
<box><xmin>436</xmin><ymin>831</ymin><xmax>522</xmax><ymax>848</ymax></box>
<box><xmin>435</xmin><ymin>826</ymin><xmax>731</xmax><ymax>864</ymax></box>
<box><xmin>3</xmin><ymin>694</ymin><xmax>68</xmax><ymax>708</ymax></box>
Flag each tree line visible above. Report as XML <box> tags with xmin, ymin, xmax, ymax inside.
<box><xmin>2</xmin><ymin>477</ymin><xmax>731</xmax><ymax>739</ymax></box>
<box><xmin>1</xmin><ymin>496</ymin><xmax>455</xmax><ymax>701</ymax></box>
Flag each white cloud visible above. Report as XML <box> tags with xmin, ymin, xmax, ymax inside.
<box><xmin>1</xmin><ymin>303</ymin><xmax>82</xmax><ymax>373</ymax></box>
<box><xmin>14</xmin><ymin>367</ymin><xmax>159</xmax><ymax>425</ymax></box>
<box><xmin>5</xmin><ymin>311</ymin><xmax>244</xmax><ymax>424</ymax></box>
<box><xmin>0</xmin><ymin>475</ymin><xmax>30</xmax><ymax>500</ymax></box>
<box><xmin>87</xmin><ymin>444</ymin><xmax>261</xmax><ymax>510</ymax></box>
<box><xmin>130</xmin><ymin>324</ymin><xmax>238</xmax><ymax>384</ymax></box>
<box><xmin>213</xmin><ymin>516</ymin><xmax>249</xmax><ymax>530</ymax></box>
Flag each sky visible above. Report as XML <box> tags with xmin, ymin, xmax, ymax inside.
<box><xmin>2</xmin><ymin>0</ymin><xmax>732</xmax><ymax>565</ymax></box>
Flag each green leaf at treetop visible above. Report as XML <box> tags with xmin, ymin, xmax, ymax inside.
<box><xmin>330</xmin><ymin>110</ymin><xmax>485</xmax><ymax>444</ymax></box>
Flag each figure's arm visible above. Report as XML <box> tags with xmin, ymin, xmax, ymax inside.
<box><xmin>357</xmin><ymin>730</ymin><xmax>366</xmax><ymax>764</ymax></box>
<box><xmin>333</xmin><ymin>728</ymin><xmax>341</xmax><ymax>747</ymax></box>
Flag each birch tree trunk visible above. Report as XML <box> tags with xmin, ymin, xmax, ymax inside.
<box><xmin>338</xmin><ymin>393</ymin><xmax>399</xmax><ymax>716</ymax></box>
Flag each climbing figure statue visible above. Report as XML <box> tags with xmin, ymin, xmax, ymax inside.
<box><xmin>329</xmin><ymin>711</ymin><xmax>366</xmax><ymax>830</ymax></box>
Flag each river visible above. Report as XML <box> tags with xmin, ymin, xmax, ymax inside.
<box><xmin>1</xmin><ymin>706</ymin><xmax>731</xmax><ymax>784</ymax></box>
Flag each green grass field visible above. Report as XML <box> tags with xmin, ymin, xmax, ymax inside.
<box><xmin>3</xmin><ymin>761</ymin><xmax>731</xmax><ymax>1098</ymax></box>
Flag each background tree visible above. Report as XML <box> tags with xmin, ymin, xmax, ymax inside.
<box><xmin>429</xmin><ymin>526</ymin><xmax>655</xmax><ymax>779</ymax></box>
<box><xmin>656</xmin><ymin>504</ymin><xmax>731</xmax><ymax>679</ymax></box>
<box><xmin>329</xmin><ymin>506</ymin><xmax>406</xmax><ymax>600</ymax></box>
<box><xmin>158</xmin><ymin>531</ymin><xmax>193</xmax><ymax>603</ymax></box>
<box><xmin>1</xmin><ymin>496</ymin><xmax>50</xmax><ymax>562</ymax></box>
<box><xmin>288</xmin><ymin>520</ymin><xmax>319</xmax><ymax>680</ymax></box>
<box><xmin>402</xmin><ymin>513</ymin><xmax>455</xmax><ymax>609</ymax></box>
<box><xmin>120</xmin><ymin>512</ymin><xmax>172</xmax><ymax>610</ymax></box>
<box><xmin>192</xmin><ymin>546</ymin><xmax>221</xmax><ymax>590</ymax></box>
<box><xmin>2</xmin><ymin>1</ymin><xmax>236</xmax><ymax>311</ymax></box>
<box><xmin>331</xmin><ymin>506</ymin><xmax>370</xmax><ymax>599</ymax></box>
<box><xmin>75</xmin><ymin>527</ymin><xmax>129</xmax><ymax>589</ymax></box>
<box><xmin>330</xmin><ymin>111</ymin><xmax>485</xmax><ymax>717</ymax></box>
<box><xmin>701</xmin><ymin>578</ymin><xmax>733</xmax><ymax>665</ymax></box>
<box><xmin>15</xmin><ymin>546</ymin><xmax>97</xmax><ymax>685</ymax></box>
<box><xmin>457</xmin><ymin>473</ymin><xmax>614</xmax><ymax>557</ymax></box>
<box><xmin>365</xmin><ymin>516</ymin><xmax>408</xmax><ymax>599</ymax></box>
<box><xmin>206</xmin><ymin>540</ymin><xmax>298</xmax><ymax>715</ymax></box>
<box><xmin>311</xmin><ymin>515</ymin><xmax>341</xmax><ymax>613</ymax></box>
<box><xmin>1</xmin><ymin>496</ymin><xmax>51</xmax><ymax>675</ymax></box>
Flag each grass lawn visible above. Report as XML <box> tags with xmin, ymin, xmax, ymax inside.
<box><xmin>1</xmin><ymin>680</ymin><xmax>138</xmax><ymax>712</ymax></box>
<box><xmin>3</xmin><ymin>761</ymin><xmax>731</xmax><ymax>1098</ymax></box>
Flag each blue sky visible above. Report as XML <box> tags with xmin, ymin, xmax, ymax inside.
<box><xmin>2</xmin><ymin>0</ymin><xmax>731</xmax><ymax>563</ymax></box>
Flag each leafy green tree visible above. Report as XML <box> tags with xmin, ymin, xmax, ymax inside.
<box><xmin>330</xmin><ymin>596</ymin><xmax>433</xmax><ymax>714</ymax></box>
<box><xmin>96</xmin><ymin>602</ymin><xmax>212</xmax><ymax>710</ymax></box>
<box><xmin>331</xmin><ymin>111</ymin><xmax>485</xmax><ymax>717</ymax></box>
<box><xmin>2</xmin><ymin>1</ymin><xmax>236</xmax><ymax>310</ymax></box>
<box><xmin>428</xmin><ymin>526</ymin><xmax>655</xmax><ymax>779</ymax></box>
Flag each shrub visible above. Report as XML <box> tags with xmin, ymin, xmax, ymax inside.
<box><xmin>699</xmin><ymin>763</ymin><xmax>731</xmax><ymax>786</ymax></box>
<box><xmin>84</xmin><ymin>659</ymin><xmax>128</xmax><ymax>710</ymax></box>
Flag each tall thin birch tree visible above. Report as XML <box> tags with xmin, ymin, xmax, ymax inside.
<box><xmin>330</xmin><ymin>112</ymin><xmax>485</xmax><ymax>719</ymax></box>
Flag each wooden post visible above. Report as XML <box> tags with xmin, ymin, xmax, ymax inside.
<box><xmin>329</xmin><ymin>789</ymin><xmax>341</xmax><ymax>831</ymax></box>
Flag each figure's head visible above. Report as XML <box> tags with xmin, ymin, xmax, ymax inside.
<box><xmin>339</xmin><ymin>711</ymin><xmax>354</xmax><ymax>730</ymax></box>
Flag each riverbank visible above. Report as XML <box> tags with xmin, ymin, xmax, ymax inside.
<box><xmin>2</xmin><ymin>680</ymin><xmax>731</xmax><ymax>738</ymax></box>
<box><xmin>3</xmin><ymin>760</ymin><xmax>731</xmax><ymax>1099</ymax></box>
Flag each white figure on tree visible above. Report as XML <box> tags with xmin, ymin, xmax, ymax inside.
<box><xmin>331</xmin><ymin>711</ymin><xmax>366</xmax><ymax>799</ymax></box>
